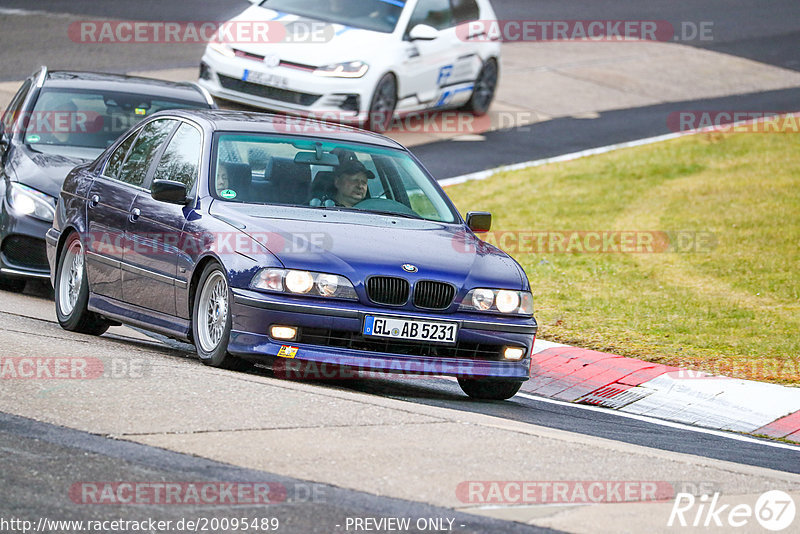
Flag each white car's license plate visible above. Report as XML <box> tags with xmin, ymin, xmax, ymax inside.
<box><xmin>363</xmin><ymin>316</ymin><xmax>458</xmax><ymax>344</ymax></box>
<box><xmin>243</xmin><ymin>69</ymin><xmax>288</xmax><ymax>89</ymax></box>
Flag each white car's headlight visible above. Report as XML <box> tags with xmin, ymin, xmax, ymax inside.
<box><xmin>461</xmin><ymin>289</ymin><xmax>533</xmax><ymax>316</ymax></box>
<box><xmin>7</xmin><ymin>183</ymin><xmax>56</xmax><ymax>222</ymax></box>
<box><xmin>313</xmin><ymin>60</ymin><xmax>369</xmax><ymax>78</ymax></box>
<box><xmin>208</xmin><ymin>42</ymin><xmax>235</xmax><ymax>58</ymax></box>
<box><xmin>251</xmin><ymin>268</ymin><xmax>357</xmax><ymax>300</ymax></box>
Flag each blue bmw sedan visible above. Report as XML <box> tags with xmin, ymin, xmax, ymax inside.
<box><xmin>47</xmin><ymin>110</ymin><xmax>536</xmax><ymax>399</ymax></box>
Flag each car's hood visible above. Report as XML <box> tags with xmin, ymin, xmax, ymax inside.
<box><xmin>210</xmin><ymin>203</ymin><xmax>526</xmax><ymax>291</ymax></box>
<box><xmin>7</xmin><ymin>145</ymin><xmax>92</xmax><ymax>198</ymax></box>
<box><xmin>226</xmin><ymin>5</ymin><xmax>396</xmax><ymax>67</ymax></box>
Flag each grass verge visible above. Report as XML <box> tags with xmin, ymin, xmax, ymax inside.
<box><xmin>445</xmin><ymin>132</ymin><xmax>800</xmax><ymax>384</ymax></box>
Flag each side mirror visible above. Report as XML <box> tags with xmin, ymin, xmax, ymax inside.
<box><xmin>466</xmin><ymin>211</ymin><xmax>491</xmax><ymax>233</ymax></box>
<box><xmin>408</xmin><ymin>24</ymin><xmax>439</xmax><ymax>41</ymax></box>
<box><xmin>151</xmin><ymin>179</ymin><xmax>188</xmax><ymax>204</ymax></box>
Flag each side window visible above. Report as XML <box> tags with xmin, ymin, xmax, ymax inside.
<box><xmin>408</xmin><ymin>0</ymin><xmax>454</xmax><ymax>31</ymax></box>
<box><xmin>117</xmin><ymin>119</ymin><xmax>177</xmax><ymax>187</ymax></box>
<box><xmin>104</xmin><ymin>130</ymin><xmax>139</xmax><ymax>179</ymax></box>
<box><xmin>451</xmin><ymin>0</ymin><xmax>480</xmax><ymax>24</ymax></box>
<box><xmin>152</xmin><ymin>122</ymin><xmax>202</xmax><ymax>190</ymax></box>
<box><xmin>2</xmin><ymin>79</ymin><xmax>32</xmax><ymax>133</ymax></box>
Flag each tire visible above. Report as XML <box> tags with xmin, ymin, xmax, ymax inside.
<box><xmin>192</xmin><ymin>262</ymin><xmax>252</xmax><ymax>371</ymax></box>
<box><xmin>462</xmin><ymin>58</ymin><xmax>498</xmax><ymax>115</ymax></box>
<box><xmin>366</xmin><ymin>74</ymin><xmax>397</xmax><ymax>132</ymax></box>
<box><xmin>54</xmin><ymin>232</ymin><xmax>110</xmax><ymax>335</ymax></box>
<box><xmin>458</xmin><ymin>377</ymin><xmax>522</xmax><ymax>400</ymax></box>
<box><xmin>0</xmin><ymin>276</ymin><xmax>25</xmax><ymax>292</ymax></box>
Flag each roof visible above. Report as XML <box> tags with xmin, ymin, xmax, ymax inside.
<box><xmin>42</xmin><ymin>70</ymin><xmax>210</xmax><ymax>104</ymax></box>
<box><xmin>161</xmin><ymin>109</ymin><xmax>405</xmax><ymax>149</ymax></box>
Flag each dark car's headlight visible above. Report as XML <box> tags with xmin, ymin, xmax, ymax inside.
<box><xmin>251</xmin><ymin>268</ymin><xmax>358</xmax><ymax>300</ymax></box>
<box><xmin>460</xmin><ymin>289</ymin><xmax>533</xmax><ymax>316</ymax></box>
<box><xmin>6</xmin><ymin>183</ymin><xmax>56</xmax><ymax>222</ymax></box>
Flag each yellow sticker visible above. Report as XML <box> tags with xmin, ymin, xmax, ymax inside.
<box><xmin>277</xmin><ymin>346</ymin><xmax>298</xmax><ymax>358</ymax></box>
<box><xmin>134</xmin><ymin>108</ymin><xmax>147</xmax><ymax>115</ymax></box>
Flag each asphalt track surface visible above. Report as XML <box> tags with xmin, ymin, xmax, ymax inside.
<box><xmin>0</xmin><ymin>411</ymin><xmax>560</xmax><ymax>534</ymax></box>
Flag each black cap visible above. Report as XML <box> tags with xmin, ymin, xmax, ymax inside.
<box><xmin>337</xmin><ymin>159</ymin><xmax>375</xmax><ymax>179</ymax></box>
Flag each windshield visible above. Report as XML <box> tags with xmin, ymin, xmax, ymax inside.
<box><xmin>262</xmin><ymin>0</ymin><xmax>405</xmax><ymax>33</ymax></box>
<box><xmin>23</xmin><ymin>88</ymin><xmax>206</xmax><ymax>150</ymax></box>
<box><xmin>211</xmin><ymin>133</ymin><xmax>458</xmax><ymax>223</ymax></box>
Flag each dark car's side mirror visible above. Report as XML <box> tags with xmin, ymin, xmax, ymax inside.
<box><xmin>151</xmin><ymin>179</ymin><xmax>188</xmax><ymax>204</ymax></box>
<box><xmin>466</xmin><ymin>211</ymin><xmax>492</xmax><ymax>233</ymax></box>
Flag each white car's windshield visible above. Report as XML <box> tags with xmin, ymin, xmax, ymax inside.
<box><xmin>212</xmin><ymin>133</ymin><xmax>458</xmax><ymax>223</ymax></box>
<box><xmin>262</xmin><ymin>0</ymin><xmax>405</xmax><ymax>33</ymax></box>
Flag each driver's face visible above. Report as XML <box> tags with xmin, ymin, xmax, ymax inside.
<box><xmin>215</xmin><ymin>168</ymin><xmax>229</xmax><ymax>191</ymax></box>
<box><xmin>335</xmin><ymin>172</ymin><xmax>368</xmax><ymax>207</ymax></box>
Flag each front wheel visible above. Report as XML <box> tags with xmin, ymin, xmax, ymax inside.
<box><xmin>54</xmin><ymin>232</ymin><xmax>110</xmax><ymax>335</ymax></box>
<box><xmin>458</xmin><ymin>377</ymin><xmax>522</xmax><ymax>400</ymax></box>
<box><xmin>192</xmin><ymin>263</ymin><xmax>251</xmax><ymax>370</ymax></box>
<box><xmin>462</xmin><ymin>58</ymin><xmax>498</xmax><ymax>115</ymax></box>
<box><xmin>366</xmin><ymin>74</ymin><xmax>397</xmax><ymax>132</ymax></box>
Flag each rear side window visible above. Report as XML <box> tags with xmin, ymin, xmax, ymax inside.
<box><xmin>104</xmin><ymin>130</ymin><xmax>138</xmax><ymax>179</ymax></box>
<box><xmin>2</xmin><ymin>79</ymin><xmax>32</xmax><ymax>133</ymax></box>
<box><xmin>408</xmin><ymin>0</ymin><xmax>454</xmax><ymax>31</ymax></box>
<box><xmin>153</xmin><ymin>122</ymin><xmax>202</xmax><ymax>189</ymax></box>
<box><xmin>451</xmin><ymin>0</ymin><xmax>479</xmax><ymax>23</ymax></box>
<box><xmin>117</xmin><ymin>119</ymin><xmax>177</xmax><ymax>187</ymax></box>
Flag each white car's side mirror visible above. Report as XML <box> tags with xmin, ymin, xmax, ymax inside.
<box><xmin>408</xmin><ymin>24</ymin><xmax>439</xmax><ymax>41</ymax></box>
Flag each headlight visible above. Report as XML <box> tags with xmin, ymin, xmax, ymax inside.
<box><xmin>251</xmin><ymin>268</ymin><xmax>357</xmax><ymax>300</ymax></box>
<box><xmin>313</xmin><ymin>60</ymin><xmax>369</xmax><ymax>78</ymax></box>
<box><xmin>7</xmin><ymin>183</ymin><xmax>56</xmax><ymax>222</ymax></box>
<box><xmin>461</xmin><ymin>289</ymin><xmax>533</xmax><ymax>316</ymax></box>
<box><xmin>208</xmin><ymin>42</ymin><xmax>235</xmax><ymax>57</ymax></box>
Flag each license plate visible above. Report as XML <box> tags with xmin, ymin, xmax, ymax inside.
<box><xmin>243</xmin><ymin>69</ymin><xmax>288</xmax><ymax>89</ymax></box>
<box><xmin>363</xmin><ymin>316</ymin><xmax>458</xmax><ymax>344</ymax></box>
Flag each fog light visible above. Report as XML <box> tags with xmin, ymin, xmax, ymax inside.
<box><xmin>503</xmin><ymin>346</ymin><xmax>525</xmax><ymax>361</ymax></box>
<box><xmin>270</xmin><ymin>325</ymin><xmax>297</xmax><ymax>340</ymax></box>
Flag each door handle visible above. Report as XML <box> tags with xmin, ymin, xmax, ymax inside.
<box><xmin>89</xmin><ymin>195</ymin><xmax>100</xmax><ymax>208</ymax></box>
<box><xmin>129</xmin><ymin>207</ymin><xmax>141</xmax><ymax>222</ymax></box>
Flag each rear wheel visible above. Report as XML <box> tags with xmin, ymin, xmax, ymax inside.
<box><xmin>54</xmin><ymin>232</ymin><xmax>110</xmax><ymax>335</ymax></box>
<box><xmin>192</xmin><ymin>262</ymin><xmax>252</xmax><ymax>370</ymax></box>
<box><xmin>366</xmin><ymin>74</ymin><xmax>397</xmax><ymax>132</ymax></box>
<box><xmin>462</xmin><ymin>58</ymin><xmax>498</xmax><ymax>115</ymax></box>
<box><xmin>458</xmin><ymin>377</ymin><xmax>522</xmax><ymax>400</ymax></box>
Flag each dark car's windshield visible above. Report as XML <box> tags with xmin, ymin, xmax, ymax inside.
<box><xmin>211</xmin><ymin>133</ymin><xmax>457</xmax><ymax>223</ymax></box>
<box><xmin>262</xmin><ymin>0</ymin><xmax>404</xmax><ymax>33</ymax></box>
<box><xmin>23</xmin><ymin>88</ymin><xmax>206</xmax><ymax>150</ymax></box>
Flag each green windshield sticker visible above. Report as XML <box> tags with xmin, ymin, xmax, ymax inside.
<box><xmin>26</xmin><ymin>134</ymin><xmax>41</xmax><ymax>143</ymax></box>
<box><xmin>220</xmin><ymin>189</ymin><xmax>237</xmax><ymax>199</ymax></box>
<box><xmin>135</xmin><ymin>108</ymin><xmax>147</xmax><ymax>116</ymax></box>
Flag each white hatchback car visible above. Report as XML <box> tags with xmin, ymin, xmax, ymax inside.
<box><xmin>198</xmin><ymin>0</ymin><xmax>501</xmax><ymax>131</ymax></box>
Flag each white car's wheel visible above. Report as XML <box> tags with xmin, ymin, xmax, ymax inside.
<box><xmin>463</xmin><ymin>58</ymin><xmax>498</xmax><ymax>115</ymax></box>
<box><xmin>366</xmin><ymin>74</ymin><xmax>397</xmax><ymax>132</ymax></box>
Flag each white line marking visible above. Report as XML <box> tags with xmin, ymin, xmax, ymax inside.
<box><xmin>0</xmin><ymin>7</ymin><xmax>74</xmax><ymax>18</ymax></box>
<box><xmin>516</xmin><ymin>392</ymin><xmax>800</xmax><ymax>452</ymax></box>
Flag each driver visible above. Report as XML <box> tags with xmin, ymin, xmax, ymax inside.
<box><xmin>333</xmin><ymin>160</ymin><xmax>373</xmax><ymax>207</ymax></box>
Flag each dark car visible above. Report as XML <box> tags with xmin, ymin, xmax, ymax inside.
<box><xmin>47</xmin><ymin>109</ymin><xmax>536</xmax><ymax>400</ymax></box>
<box><xmin>0</xmin><ymin>67</ymin><xmax>215</xmax><ymax>290</ymax></box>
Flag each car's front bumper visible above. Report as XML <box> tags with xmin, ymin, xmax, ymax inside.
<box><xmin>198</xmin><ymin>49</ymin><xmax>373</xmax><ymax>123</ymax></box>
<box><xmin>229</xmin><ymin>288</ymin><xmax>536</xmax><ymax>381</ymax></box>
<box><xmin>0</xmin><ymin>199</ymin><xmax>52</xmax><ymax>280</ymax></box>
